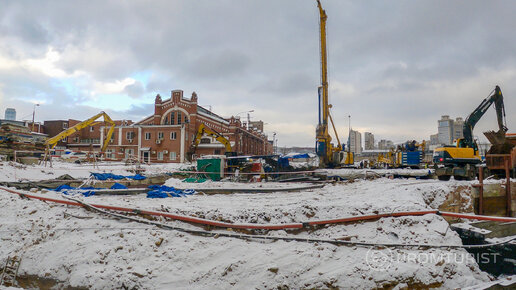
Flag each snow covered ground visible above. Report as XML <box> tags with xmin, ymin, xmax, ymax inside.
<box><xmin>0</xmin><ymin>162</ymin><xmax>500</xmax><ymax>289</ymax></box>
<box><xmin>0</xmin><ymin>160</ymin><xmax>191</xmax><ymax>182</ymax></box>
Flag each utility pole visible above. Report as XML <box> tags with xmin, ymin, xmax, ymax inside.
<box><xmin>348</xmin><ymin>115</ymin><xmax>351</xmax><ymax>153</ymax></box>
<box><xmin>31</xmin><ymin>103</ymin><xmax>40</xmax><ymax>132</ymax></box>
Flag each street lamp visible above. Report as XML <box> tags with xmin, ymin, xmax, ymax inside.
<box><xmin>273</xmin><ymin>132</ymin><xmax>277</xmax><ymax>154</ymax></box>
<box><xmin>32</xmin><ymin>103</ymin><xmax>40</xmax><ymax>132</ymax></box>
<box><xmin>236</xmin><ymin>110</ymin><xmax>254</xmax><ymax>130</ymax></box>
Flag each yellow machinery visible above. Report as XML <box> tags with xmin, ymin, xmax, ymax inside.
<box><xmin>434</xmin><ymin>86</ymin><xmax>508</xmax><ymax>180</ymax></box>
<box><xmin>187</xmin><ymin>123</ymin><xmax>233</xmax><ymax>161</ymax></box>
<box><xmin>375</xmin><ymin>140</ymin><xmax>426</xmax><ymax>168</ymax></box>
<box><xmin>377</xmin><ymin>152</ymin><xmax>394</xmax><ymax>167</ymax></box>
<box><xmin>44</xmin><ymin>111</ymin><xmax>115</xmax><ymax>156</ymax></box>
<box><xmin>315</xmin><ymin>0</ymin><xmax>352</xmax><ymax>167</ymax></box>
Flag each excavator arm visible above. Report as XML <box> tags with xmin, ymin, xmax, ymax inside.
<box><xmin>462</xmin><ymin>85</ymin><xmax>507</xmax><ymax>148</ymax></box>
<box><xmin>188</xmin><ymin>123</ymin><xmax>232</xmax><ymax>158</ymax></box>
<box><xmin>44</xmin><ymin>111</ymin><xmax>115</xmax><ymax>152</ymax></box>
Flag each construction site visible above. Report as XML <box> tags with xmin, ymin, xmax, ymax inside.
<box><xmin>1</xmin><ymin>1</ymin><xmax>516</xmax><ymax>289</ymax></box>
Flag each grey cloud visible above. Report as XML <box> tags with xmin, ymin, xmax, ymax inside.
<box><xmin>124</xmin><ymin>81</ymin><xmax>145</xmax><ymax>99</ymax></box>
<box><xmin>1</xmin><ymin>0</ymin><xmax>516</xmax><ymax>146</ymax></box>
<box><xmin>182</xmin><ymin>50</ymin><xmax>250</xmax><ymax>80</ymax></box>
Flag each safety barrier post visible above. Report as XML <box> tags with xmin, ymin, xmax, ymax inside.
<box><xmin>478</xmin><ymin>167</ymin><xmax>484</xmax><ymax>215</ymax></box>
<box><xmin>506</xmin><ymin>159</ymin><xmax>512</xmax><ymax>217</ymax></box>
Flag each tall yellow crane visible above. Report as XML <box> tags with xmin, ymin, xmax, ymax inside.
<box><xmin>315</xmin><ymin>0</ymin><xmax>351</xmax><ymax>167</ymax></box>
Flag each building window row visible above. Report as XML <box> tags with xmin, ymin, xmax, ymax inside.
<box><xmin>163</xmin><ymin>111</ymin><xmax>189</xmax><ymax>125</ymax></box>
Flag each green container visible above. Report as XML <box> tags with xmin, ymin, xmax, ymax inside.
<box><xmin>197</xmin><ymin>158</ymin><xmax>224</xmax><ymax>181</ymax></box>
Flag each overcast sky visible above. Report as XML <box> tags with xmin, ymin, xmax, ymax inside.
<box><xmin>1</xmin><ymin>0</ymin><xmax>515</xmax><ymax>147</ymax></box>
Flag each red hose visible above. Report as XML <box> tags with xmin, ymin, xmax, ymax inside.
<box><xmin>2</xmin><ymin>186</ymin><xmax>515</xmax><ymax>230</ymax></box>
<box><xmin>439</xmin><ymin>212</ymin><xmax>516</xmax><ymax>222</ymax></box>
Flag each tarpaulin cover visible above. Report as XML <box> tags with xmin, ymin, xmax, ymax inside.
<box><xmin>53</xmin><ymin>183</ymin><xmax>128</xmax><ymax>196</ymax></box>
<box><xmin>53</xmin><ymin>184</ymin><xmax>98</xmax><ymax>197</ymax></box>
<box><xmin>90</xmin><ymin>173</ymin><xmax>146</xmax><ymax>180</ymax></box>
<box><xmin>182</xmin><ymin>177</ymin><xmax>207</xmax><ymax>183</ymax></box>
<box><xmin>110</xmin><ymin>183</ymin><xmax>128</xmax><ymax>189</ymax></box>
<box><xmin>278</xmin><ymin>157</ymin><xmax>289</xmax><ymax>168</ymax></box>
<box><xmin>290</xmin><ymin>153</ymin><xmax>310</xmax><ymax>159</ymax></box>
<box><xmin>146</xmin><ymin>185</ymin><xmax>196</xmax><ymax>198</ymax></box>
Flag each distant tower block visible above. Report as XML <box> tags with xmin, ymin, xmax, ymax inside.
<box><xmin>4</xmin><ymin>108</ymin><xmax>16</xmax><ymax>120</ymax></box>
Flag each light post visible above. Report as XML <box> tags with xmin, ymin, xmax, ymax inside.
<box><xmin>32</xmin><ymin>103</ymin><xmax>40</xmax><ymax>132</ymax></box>
<box><xmin>273</xmin><ymin>132</ymin><xmax>277</xmax><ymax>154</ymax></box>
<box><xmin>348</xmin><ymin>115</ymin><xmax>351</xmax><ymax>153</ymax></box>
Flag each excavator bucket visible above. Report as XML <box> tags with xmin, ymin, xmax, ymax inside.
<box><xmin>484</xmin><ymin>130</ymin><xmax>515</xmax><ymax>154</ymax></box>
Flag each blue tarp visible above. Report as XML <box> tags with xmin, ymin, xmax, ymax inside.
<box><xmin>53</xmin><ymin>184</ymin><xmax>98</xmax><ymax>197</ymax></box>
<box><xmin>90</xmin><ymin>173</ymin><xmax>146</xmax><ymax>181</ymax></box>
<box><xmin>110</xmin><ymin>183</ymin><xmax>128</xmax><ymax>189</ymax></box>
<box><xmin>290</xmin><ymin>153</ymin><xmax>310</xmax><ymax>159</ymax></box>
<box><xmin>53</xmin><ymin>183</ymin><xmax>128</xmax><ymax>196</ymax></box>
<box><xmin>278</xmin><ymin>153</ymin><xmax>312</xmax><ymax>168</ymax></box>
<box><xmin>146</xmin><ymin>185</ymin><xmax>196</xmax><ymax>198</ymax></box>
<box><xmin>278</xmin><ymin>157</ymin><xmax>289</xmax><ymax>168</ymax></box>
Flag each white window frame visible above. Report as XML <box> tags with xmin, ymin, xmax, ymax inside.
<box><xmin>145</xmin><ymin>132</ymin><xmax>151</xmax><ymax>140</ymax></box>
<box><xmin>158</xmin><ymin>132</ymin><xmax>164</xmax><ymax>140</ymax></box>
<box><xmin>126</xmin><ymin>131</ymin><xmax>135</xmax><ymax>140</ymax></box>
<box><xmin>169</xmin><ymin>152</ymin><xmax>177</xmax><ymax>161</ymax></box>
<box><xmin>170</xmin><ymin>132</ymin><xmax>177</xmax><ymax>140</ymax></box>
<box><xmin>157</xmin><ymin>151</ymin><xmax>164</xmax><ymax>161</ymax></box>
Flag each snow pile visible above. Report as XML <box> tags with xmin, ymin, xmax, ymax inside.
<box><xmin>318</xmin><ymin>168</ymin><xmax>433</xmax><ymax>178</ymax></box>
<box><xmin>0</xmin><ymin>161</ymin><xmax>191</xmax><ymax>182</ymax></box>
<box><xmin>0</xmin><ymin>177</ymin><xmax>492</xmax><ymax>289</ymax></box>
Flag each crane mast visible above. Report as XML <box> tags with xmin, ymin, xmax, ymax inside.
<box><xmin>315</xmin><ymin>0</ymin><xmax>342</xmax><ymax>167</ymax></box>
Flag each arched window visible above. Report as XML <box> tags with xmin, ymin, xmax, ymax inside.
<box><xmin>170</xmin><ymin>112</ymin><xmax>175</xmax><ymax>125</ymax></box>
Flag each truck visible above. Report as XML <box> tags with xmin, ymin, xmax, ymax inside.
<box><xmin>485</xmin><ymin>133</ymin><xmax>516</xmax><ymax>178</ymax></box>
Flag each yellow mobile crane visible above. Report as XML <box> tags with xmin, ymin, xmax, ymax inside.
<box><xmin>44</xmin><ymin>111</ymin><xmax>116</xmax><ymax>159</ymax></box>
<box><xmin>315</xmin><ymin>0</ymin><xmax>352</xmax><ymax>167</ymax></box>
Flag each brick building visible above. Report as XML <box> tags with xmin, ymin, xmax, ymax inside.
<box><xmin>104</xmin><ymin>90</ymin><xmax>271</xmax><ymax>163</ymax></box>
<box><xmin>41</xmin><ymin>90</ymin><xmax>271</xmax><ymax>163</ymax></box>
<box><xmin>43</xmin><ymin>119</ymin><xmax>134</xmax><ymax>149</ymax></box>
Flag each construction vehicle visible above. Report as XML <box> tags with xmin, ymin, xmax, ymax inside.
<box><xmin>314</xmin><ymin>0</ymin><xmax>352</xmax><ymax>167</ymax></box>
<box><xmin>396</xmin><ymin>140</ymin><xmax>425</xmax><ymax>168</ymax></box>
<box><xmin>375</xmin><ymin>140</ymin><xmax>425</xmax><ymax>169</ymax></box>
<box><xmin>433</xmin><ymin>86</ymin><xmax>510</xmax><ymax>180</ymax></box>
<box><xmin>485</xmin><ymin>133</ymin><xmax>516</xmax><ymax>178</ymax></box>
<box><xmin>187</xmin><ymin>123</ymin><xmax>235</xmax><ymax>161</ymax></box>
<box><xmin>43</xmin><ymin>111</ymin><xmax>115</xmax><ymax>161</ymax></box>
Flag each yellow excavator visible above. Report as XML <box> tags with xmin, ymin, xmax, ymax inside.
<box><xmin>187</xmin><ymin>123</ymin><xmax>234</xmax><ymax>161</ymax></box>
<box><xmin>44</xmin><ymin>111</ymin><xmax>116</xmax><ymax>159</ymax></box>
<box><xmin>433</xmin><ymin>86</ymin><xmax>510</xmax><ymax>180</ymax></box>
<box><xmin>315</xmin><ymin>0</ymin><xmax>353</xmax><ymax>168</ymax></box>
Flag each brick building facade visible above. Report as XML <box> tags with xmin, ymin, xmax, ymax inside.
<box><xmin>44</xmin><ymin>90</ymin><xmax>272</xmax><ymax>163</ymax></box>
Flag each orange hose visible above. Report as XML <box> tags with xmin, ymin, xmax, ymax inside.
<box><xmin>3</xmin><ymin>186</ymin><xmax>515</xmax><ymax>230</ymax></box>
